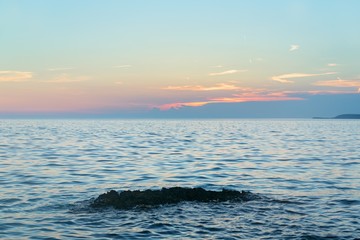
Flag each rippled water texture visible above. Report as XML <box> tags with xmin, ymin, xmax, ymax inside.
<box><xmin>0</xmin><ymin>119</ymin><xmax>359</xmax><ymax>239</ymax></box>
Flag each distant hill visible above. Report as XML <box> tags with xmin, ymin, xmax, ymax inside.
<box><xmin>333</xmin><ymin>114</ymin><xmax>360</xmax><ymax>119</ymax></box>
<box><xmin>313</xmin><ymin>114</ymin><xmax>360</xmax><ymax>119</ymax></box>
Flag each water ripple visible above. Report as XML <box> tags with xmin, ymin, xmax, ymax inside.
<box><xmin>0</xmin><ymin>119</ymin><xmax>359</xmax><ymax>239</ymax></box>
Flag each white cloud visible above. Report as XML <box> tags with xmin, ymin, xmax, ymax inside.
<box><xmin>209</xmin><ymin>69</ymin><xmax>247</xmax><ymax>76</ymax></box>
<box><xmin>327</xmin><ymin>63</ymin><xmax>337</xmax><ymax>67</ymax></box>
<box><xmin>272</xmin><ymin>72</ymin><xmax>337</xmax><ymax>83</ymax></box>
<box><xmin>0</xmin><ymin>71</ymin><xmax>33</xmax><ymax>82</ymax></box>
<box><xmin>289</xmin><ymin>44</ymin><xmax>300</xmax><ymax>52</ymax></box>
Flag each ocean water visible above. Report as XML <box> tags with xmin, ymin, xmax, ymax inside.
<box><xmin>0</xmin><ymin>119</ymin><xmax>359</xmax><ymax>239</ymax></box>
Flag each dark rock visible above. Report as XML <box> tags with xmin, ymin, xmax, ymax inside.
<box><xmin>91</xmin><ymin>187</ymin><xmax>256</xmax><ymax>209</ymax></box>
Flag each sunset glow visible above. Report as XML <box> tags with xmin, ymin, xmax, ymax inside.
<box><xmin>1</xmin><ymin>0</ymin><xmax>359</xmax><ymax>117</ymax></box>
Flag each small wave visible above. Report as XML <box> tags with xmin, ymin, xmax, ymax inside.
<box><xmin>300</xmin><ymin>234</ymin><xmax>345</xmax><ymax>240</ymax></box>
<box><xmin>336</xmin><ymin>199</ymin><xmax>360</xmax><ymax>206</ymax></box>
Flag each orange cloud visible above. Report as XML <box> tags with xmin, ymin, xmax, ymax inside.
<box><xmin>272</xmin><ymin>72</ymin><xmax>337</xmax><ymax>83</ymax></box>
<box><xmin>0</xmin><ymin>71</ymin><xmax>32</xmax><ymax>82</ymax></box>
<box><xmin>284</xmin><ymin>90</ymin><xmax>356</xmax><ymax>95</ymax></box>
<box><xmin>162</xmin><ymin>83</ymin><xmax>241</xmax><ymax>91</ymax></box>
<box><xmin>314</xmin><ymin>79</ymin><xmax>360</xmax><ymax>88</ymax></box>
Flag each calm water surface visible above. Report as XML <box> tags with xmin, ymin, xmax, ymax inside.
<box><xmin>0</xmin><ymin>119</ymin><xmax>359</xmax><ymax>239</ymax></box>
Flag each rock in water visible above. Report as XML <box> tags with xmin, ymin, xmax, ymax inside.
<box><xmin>91</xmin><ymin>187</ymin><xmax>255</xmax><ymax>209</ymax></box>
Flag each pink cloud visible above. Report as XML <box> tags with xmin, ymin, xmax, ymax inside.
<box><xmin>159</xmin><ymin>101</ymin><xmax>210</xmax><ymax>110</ymax></box>
<box><xmin>210</xmin><ymin>94</ymin><xmax>302</xmax><ymax>103</ymax></box>
<box><xmin>158</xmin><ymin>91</ymin><xmax>303</xmax><ymax>110</ymax></box>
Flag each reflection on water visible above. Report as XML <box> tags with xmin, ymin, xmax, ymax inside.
<box><xmin>0</xmin><ymin>119</ymin><xmax>359</xmax><ymax>239</ymax></box>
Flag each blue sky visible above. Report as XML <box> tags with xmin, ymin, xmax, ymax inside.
<box><xmin>1</xmin><ymin>0</ymin><xmax>359</xmax><ymax>117</ymax></box>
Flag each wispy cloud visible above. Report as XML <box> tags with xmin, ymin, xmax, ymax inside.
<box><xmin>272</xmin><ymin>72</ymin><xmax>337</xmax><ymax>83</ymax></box>
<box><xmin>314</xmin><ymin>78</ymin><xmax>360</xmax><ymax>89</ymax></box>
<box><xmin>283</xmin><ymin>90</ymin><xmax>356</xmax><ymax>95</ymax></box>
<box><xmin>327</xmin><ymin>63</ymin><xmax>337</xmax><ymax>67</ymax></box>
<box><xmin>48</xmin><ymin>67</ymin><xmax>74</xmax><ymax>71</ymax></box>
<box><xmin>113</xmin><ymin>65</ymin><xmax>132</xmax><ymax>68</ymax></box>
<box><xmin>0</xmin><ymin>71</ymin><xmax>33</xmax><ymax>82</ymax></box>
<box><xmin>212</xmin><ymin>65</ymin><xmax>224</xmax><ymax>68</ymax></box>
<box><xmin>249</xmin><ymin>58</ymin><xmax>264</xmax><ymax>64</ymax></box>
<box><xmin>162</xmin><ymin>83</ymin><xmax>241</xmax><ymax>91</ymax></box>
<box><xmin>159</xmin><ymin>102</ymin><xmax>209</xmax><ymax>110</ymax></box>
<box><xmin>289</xmin><ymin>44</ymin><xmax>300</xmax><ymax>52</ymax></box>
<box><xmin>209</xmin><ymin>69</ymin><xmax>247</xmax><ymax>76</ymax></box>
<box><xmin>159</xmin><ymin>89</ymin><xmax>303</xmax><ymax>110</ymax></box>
<box><xmin>44</xmin><ymin>74</ymin><xmax>90</xmax><ymax>83</ymax></box>
<box><xmin>210</xmin><ymin>94</ymin><xmax>302</xmax><ymax>104</ymax></box>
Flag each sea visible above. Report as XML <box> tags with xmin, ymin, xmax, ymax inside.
<box><xmin>0</xmin><ymin>119</ymin><xmax>359</xmax><ymax>239</ymax></box>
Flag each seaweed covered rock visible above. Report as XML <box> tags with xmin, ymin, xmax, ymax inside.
<box><xmin>91</xmin><ymin>187</ymin><xmax>256</xmax><ymax>209</ymax></box>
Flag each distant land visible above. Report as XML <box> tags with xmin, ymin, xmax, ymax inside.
<box><xmin>313</xmin><ymin>114</ymin><xmax>360</xmax><ymax>119</ymax></box>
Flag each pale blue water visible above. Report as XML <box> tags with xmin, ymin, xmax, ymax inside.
<box><xmin>0</xmin><ymin>119</ymin><xmax>359</xmax><ymax>239</ymax></box>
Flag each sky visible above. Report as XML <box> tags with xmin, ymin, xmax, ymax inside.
<box><xmin>1</xmin><ymin>0</ymin><xmax>360</xmax><ymax>118</ymax></box>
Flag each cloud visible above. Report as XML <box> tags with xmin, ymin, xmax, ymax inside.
<box><xmin>113</xmin><ymin>65</ymin><xmax>132</xmax><ymax>68</ymax></box>
<box><xmin>272</xmin><ymin>72</ymin><xmax>337</xmax><ymax>83</ymax></box>
<box><xmin>162</xmin><ymin>83</ymin><xmax>241</xmax><ymax>91</ymax></box>
<box><xmin>44</xmin><ymin>74</ymin><xmax>90</xmax><ymax>83</ymax></box>
<box><xmin>48</xmin><ymin>67</ymin><xmax>74</xmax><ymax>71</ymax></box>
<box><xmin>212</xmin><ymin>65</ymin><xmax>224</xmax><ymax>68</ymax></box>
<box><xmin>158</xmin><ymin>89</ymin><xmax>303</xmax><ymax>110</ymax></box>
<box><xmin>209</xmin><ymin>69</ymin><xmax>247</xmax><ymax>76</ymax></box>
<box><xmin>289</xmin><ymin>44</ymin><xmax>300</xmax><ymax>51</ymax></box>
<box><xmin>327</xmin><ymin>63</ymin><xmax>337</xmax><ymax>67</ymax></box>
<box><xmin>283</xmin><ymin>90</ymin><xmax>356</xmax><ymax>95</ymax></box>
<box><xmin>0</xmin><ymin>71</ymin><xmax>33</xmax><ymax>82</ymax></box>
<box><xmin>209</xmin><ymin>96</ymin><xmax>302</xmax><ymax>104</ymax></box>
<box><xmin>159</xmin><ymin>102</ymin><xmax>209</xmax><ymax>110</ymax></box>
<box><xmin>314</xmin><ymin>78</ymin><xmax>360</xmax><ymax>88</ymax></box>
<box><xmin>249</xmin><ymin>57</ymin><xmax>264</xmax><ymax>64</ymax></box>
